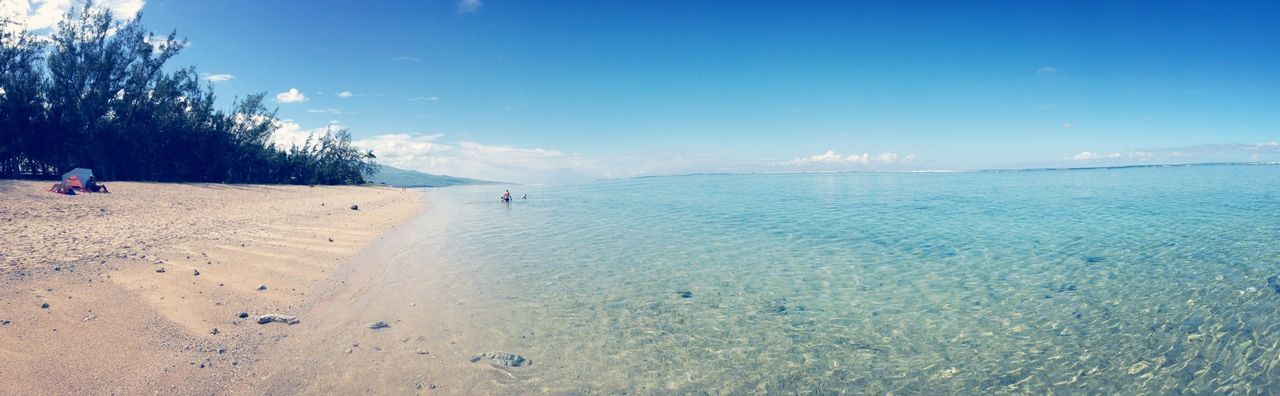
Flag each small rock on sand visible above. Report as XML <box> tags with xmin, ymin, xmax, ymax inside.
<box><xmin>237</xmin><ymin>311</ymin><xmax>249</xmax><ymax>319</ymax></box>
<box><xmin>40</xmin><ymin>303</ymin><xmax>49</xmax><ymax>309</ymax></box>
<box><xmin>256</xmin><ymin>285</ymin><xmax>267</xmax><ymax>291</ymax></box>
<box><xmin>350</xmin><ymin>205</ymin><xmax>359</xmax><ymax>210</ymax></box>
<box><xmin>155</xmin><ymin>268</ymin><xmax>166</xmax><ymax>273</ymax></box>
<box><xmin>367</xmin><ymin>321</ymin><xmax>390</xmax><ymax>329</ymax></box>
<box><xmin>415</xmin><ymin>349</ymin><xmax>429</xmax><ymax>355</ymax></box>
<box><xmin>210</xmin><ymin>328</ymin><xmax>220</xmax><ymax>335</ymax></box>
<box><xmin>193</xmin><ymin>269</ymin><xmax>200</xmax><ymax>276</ymax></box>
<box><xmin>256</xmin><ymin>314</ymin><xmax>300</xmax><ymax>325</ymax></box>
<box><xmin>471</xmin><ymin>351</ymin><xmax>527</xmax><ymax>367</ymax></box>
<box><xmin>1</xmin><ymin>319</ymin><xmax>11</xmax><ymax>325</ymax></box>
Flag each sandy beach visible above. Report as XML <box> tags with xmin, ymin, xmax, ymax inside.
<box><xmin>0</xmin><ymin>180</ymin><xmax>422</xmax><ymax>394</ymax></box>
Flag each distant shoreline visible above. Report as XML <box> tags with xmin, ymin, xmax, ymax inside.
<box><xmin>624</xmin><ymin>161</ymin><xmax>1280</xmax><ymax>181</ymax></box>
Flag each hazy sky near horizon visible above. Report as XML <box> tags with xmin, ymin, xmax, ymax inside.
<box><xmin>6</xmin><ymin>0</ymin><xmax>1279</xmax><ymax>183</ymax></box>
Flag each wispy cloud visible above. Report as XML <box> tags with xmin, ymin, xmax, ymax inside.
<box><xmin>456</xmin><ymin>0</ymin><xmax>482</xmax><ymax>13</ymax></box>
<box><xmin>408</xmin><ymin>96</ymin><xmax>439</xmax><ymax>102</ymax></box>
<box><xmin>781</xmin><ymin>150</ymin><xmax>915</xmax><ymax>166</ymax></box>
<box><xmin>1062</xmin><ymin>122</ymin><xmax>1073</xmax><ymax>128</ymax></box>
<box><xmin>337</xmin><ymin>91</ymin><xmax>354</xmax><ymax>98</ymax></box>
<box><xmin>201</xmin><ymin>73</ymin><xmax>234</xmax><ymax>83</ymax></box>
<box><xmin>1037</xmin><ymin>66</ymin><xmax>1057</xmax><ymax>74</ymax></box>
<box><xmin>306</xmin><ymin>108</ymin><xmax>345</xmax><ymax>115</ymax></box>
<box><xmin>390</xmin><ymin>56</ymin><xmax>422</xmax><ymax>62</ymax></box>
<box><xmin>1069</xmin><ymin>142</ymin><xmax>1280</xmax><ymax>163</ymax></box>
<box><xmin>274</xmin><ymin>88</ymin><xmax>308</xmax><ymax>104</ymax></box>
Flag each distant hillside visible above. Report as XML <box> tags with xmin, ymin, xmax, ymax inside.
<box><xmin>368</xmin><ymin>166</ymin><xmax>497</xmax><ymax>187</ymax></box>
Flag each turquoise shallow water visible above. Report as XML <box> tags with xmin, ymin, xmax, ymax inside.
<box><xmin>417</xmin><ymin>164</ymin><xmax>1280</xmax><ymax>393</ymax></box>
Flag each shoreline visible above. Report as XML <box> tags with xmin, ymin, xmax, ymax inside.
<box><xmin>0</xmin><ymin>180</ymin><xmax>424</xmax><ymax>394</ymax></box>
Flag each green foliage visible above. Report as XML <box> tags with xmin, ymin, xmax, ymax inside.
<box><xmin>0</xmin><ymin>3</ymin><xmax>378</xmax><ymax>185</ymax></box>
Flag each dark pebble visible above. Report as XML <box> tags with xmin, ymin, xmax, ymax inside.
<box><xmin>368</xmin><ymin>321</ymin><xmax>391</xmax><ymax>329</ymax></box>
<box><xmin>774</xmin><ymin>305</ymin><xmax>788</xmax><ymax>314</ymax></box>
<box><xmin>1073</xmin><ymin>311</ymin><xmax>1082</xmax><ymax>319</ymax></box>
<box><xmin>40</xmin><ymin>303</ymin><xmax>49</xmax><ymax>309</ymax></box>
<box><xmin>237</xmin><ymin>311</ymin><xmax>249</xmax><ymax>319</ymax></box>
<box><xmin>1084</xmin><ymin>256</ymin><xmax>1106</xmax><ymax>263</ymax></box>
<box><xmin>678</xmin><ymin>291</ymin><xmax>692</xmax><ymax>299</ymax></box>
<box><xmin>1267</xmin><ymin>276</ymin><xmax>1280</xmax><ymax>294</ymax></box>
<box><xmin>210</xmin><ymin>328</ymin><xmax>220</xmax><ymax>335</ymax></box>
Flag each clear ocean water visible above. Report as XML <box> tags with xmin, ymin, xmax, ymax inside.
<box><xmin>406</xmin><ymin>164</ymin><xmax>1280</xmax><ymax>393</ymax></box>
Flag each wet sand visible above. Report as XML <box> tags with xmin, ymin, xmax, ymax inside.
<box><xmin>0</xmin><ymin>180</ymin><xmax>422</xmax><ymax>394</ymax></box>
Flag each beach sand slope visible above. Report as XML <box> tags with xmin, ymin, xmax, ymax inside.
<box><xmin>0</xmin><ymin>180</ymin><xmax>421</xmax><ymax>394</ymax></box>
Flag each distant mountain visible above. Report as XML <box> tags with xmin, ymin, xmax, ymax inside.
<box><xmin>368</xmin><ymin>166</ymin><xmax>497</xmax><ymax>187</ymax></box>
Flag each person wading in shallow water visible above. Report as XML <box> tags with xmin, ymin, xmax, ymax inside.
<box><xmin>501</xmin><ymin>190</ymin><xmax>512</xmax><ymax>202</ymax></box>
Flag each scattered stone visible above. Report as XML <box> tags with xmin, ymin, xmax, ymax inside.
<box><xmin>415</xmin><ymin>349</ymin><xmax>429</xmax><ymax>355</ymax></box>
<box><xmin>256</xmin><ymin>314</ymin><xmax>300</xmax><ymax>325</ymax></box>
<box><xmin>237</xmin><ymin>311</ymin><xmax>249</xmax><ymax>319</ymax></box>
<box><xmin>256</xmin><ymin>285</ymin><xmax>267</xmax><ymax>291</ymax></box>
<box><xmin>193</xmin><ymin>269</ymin><xmax>200</xmax><ymax>276</ymax></box>
<box><xmin>350</xmin><ymin>205</ymin><xmax>359</xmax><ymax>210</ymax></box>
<box><xmin>155</xmin><ymin>268</ymin><xmax>166</xmax><ymax>273</ymax></box>
<box><xmin>1267</xmin><ymin>275</ymin><xmax>1280</xmax><ymax>294</ymax></box>
<box><xmin>1073</xmin><ymin>311</ymin><xmax>1082</xmax><ymax>319</ymax></box>
<box><xmin>40</xmin><ymin>303</ymin><xmax>49</xmax><ymax>309</ymax></box>
<box><xmin>210</xmin><ymin>328</ymin><xmax>220</xmax><ymax>335</ymax></box>
<box><xmin>678</xmin><ymin>291</ymin><xmax>693</xmax><ymax>299</ymax></box>
<box><xmin>471</xmin><ymin>351</ymin><xmax>527</xmax><ymax>367</ymax></box>
<box><xmin>328</xmin><ymin>238</ymin><xmax>334</xmax><ymax>243</ymax></box>
<box><xmin>1</xmin><ymin>319</ymin><xmax>11</xmax><ymax>325</ymax></box>
<box><xmin>217</xmin><ymin>348</ymin><xmax>227</xmax><ymax>354</ymax></box>
<box><xmin>367</xmin><ymin>321</ymin><xmax>391</xmax><ymax>329</ymax></box>
<box><xmin>344</xmin><ymin>348</ymin><xmax>353</xmax><ymax>354</ymax></box>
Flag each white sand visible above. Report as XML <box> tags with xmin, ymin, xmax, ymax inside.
<box><xmin>0</xmin><ymin>180</ymin><xmax>422</xmax><ymax>394</ymax></box>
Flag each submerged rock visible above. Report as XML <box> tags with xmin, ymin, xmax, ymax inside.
<box><xmin>367</xmin><ymin>321</ymin><xmax>391</xmax><ymax>329</ymax></box>
<box><xmin>471</xmin><ymin>351</ymin><xmax>527</xmax><ymax>367</ymax></box>
<box><xmin>677</xmin><ymin>291</ymin><xmax>693</xmax><ymax>299</ymax></box>
<box><xmin>1267</xmin><ymin>275</ymin><xmax>1280</xmax><ymax>294</ymax></box>
<box><xmin>1084</xmin><ymin>256</ymin><xmax>1106</xmax><ymax>263</ymax></box>
<box><xmin>256</xmin><ymin>314</ymin><xmax>300</xmax><ymax>325</ymax></box>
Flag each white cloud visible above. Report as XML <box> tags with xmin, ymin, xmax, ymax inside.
<box><xmin>390</xmin><ymin>56</ymin><xmax>421</xmax><ymax>62</ymax></box>
<box><xmin>781</xmin><ymin>150</ymin><xmax>914</xmax><ymax>166</ymax></box>
<box><xmin>274</xmin><ymin>88</ymin><xmax>308</xmax><ymax>104</ymax></box>
<box><xmin>2</xmin><ymin>0</ymin><xmax>144</xmax><ymax>32</ymax></box>
<box><xmin>202</xmin><ymin>73</ymin><xmax>233</xmax><ymax>83</ymax></box>
<box><xmin>456</xmin><ymin>0</ymin><xmax>482</xmax><ymax>13</ymax></box>
<box><xmin>270</xmin><ymin>119</ymin><xmax>342</xmax><ymax>148</ymax></box>
<box><xmin>1061</xmin><ymin>122</ymin><xmax>1073</xmax><ymax>128</ymax></box>
<box><xmin>408</xmin><ymin>96</ymin><xmax>439</xmax><ymax>102</ymax></box>
<box><xmin>1037</xmin><ymin>66</ymin><xmax>1057</xmax><ymax>74</ymax></box>
<box><xmin>354</xmin><ymin>133</ymin><xmax>595</xmax><ymax>183</ymax></box>
<box><xmin>337</xmin><ymin>91</ymin><xmax>353</xmax><ymax>98</ymax></box>
<box><xmin>1072</xmin><ymin>151</ymin><xmax>1120</xmax><ymax>161</ymax></box>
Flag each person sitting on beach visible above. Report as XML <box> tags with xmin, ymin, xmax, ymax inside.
<box><xmin>501</xmin><ymin>190</ymin><xmax>512</xmax><ymax>202</ymax></box>
<box><xmin>49</xmin><ymin>180</ymin><xmax>70</xmax><ymax>194</ymax></box>
<box><xmin>85</xmin><ymin>176</ymin><xmax>110</xmax><ymax>193</ymax></box>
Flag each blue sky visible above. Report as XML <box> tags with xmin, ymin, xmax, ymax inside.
<box><xmin>6</xmin><ymin>0</ymin><xmax>1279</xmax><ymax>182</ymax></box>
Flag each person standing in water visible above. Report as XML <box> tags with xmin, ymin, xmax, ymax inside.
<box><xmin>501</xmin><ymin>190</ymin><xmax>512</xmax><ymax>202</ymax></box>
